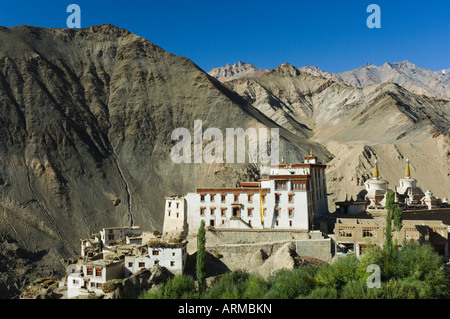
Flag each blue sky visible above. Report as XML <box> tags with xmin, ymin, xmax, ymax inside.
<box><xmin>0</xmin><ymin>0</ymin><xmax>448</xmax><ymax>73</ymax></box>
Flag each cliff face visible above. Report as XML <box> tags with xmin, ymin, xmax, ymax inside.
<box><xmin>0</xmin><ymin>24</ymin><xmax>325</xmax><ymax>297</ymax></box>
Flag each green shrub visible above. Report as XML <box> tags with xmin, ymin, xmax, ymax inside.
<box><xmin>139</xmin><ymin>286</ymin><xmax>164</xmax><ymax>299</ymax></box>
<box><xmin>265</xmin><ymin>266</ymin><xmax>317</xmax><ymax>299</ymax></box>
<box><xmin>340</xmin><ymin>280</ymin><xmax>371</xmax><ymax>299</ymax></box>
<box><xmin>242</xmin><ymin>273</ymin><xmax>270</xmax><ymax>299</ymax></box>
<box><xmin>203</xmin><ymin>270</ymin><xmax>250</xmax><ymax>299</ymax></box>
<box><xmin>140</xmin><ymin>274</ymin><xmax>196</xmax><ymax>299</ymax></box>
<box><xmin>394</xmin><ymin>243</ymin><xmax>447</xmax><ymax>298</ymax></box>
<box><xmin>301</xmin><ymin>286</ymin><xmax>338</xmax><ymax>299</ymax></box>
<box><xmin>356</xmin><ymin>245</ymin><xmax>396</xmax><ymax>282</ymax></box>
<box><xmin>315</xmin><ymin>256</ymin><xmax>360</xmax><ymax>290</ymax></box>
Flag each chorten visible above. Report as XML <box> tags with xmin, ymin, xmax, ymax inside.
<box><xmin>395</xmin><ymin>157</ymin><xmax>424</xmax><ymax>204</ymax></box>
<box><xmin>364</xmin><ymin>158</ymin><xmax>389</xmax><ymax>207</ymax></box>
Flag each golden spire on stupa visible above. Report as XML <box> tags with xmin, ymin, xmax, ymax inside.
<box><xmin>373</xmin><ymin>158</ymin><xmax>379</xmax><ymax>179</ymax></box>
<box><xmin>405</xmin><ymin>157</ymin><xmax>410</xmax><ymax>178</ymax></box>
<box><xmin>310</xmin><ymin>149</ymin><xmax>313</xmax><ymax>157</ymax></box>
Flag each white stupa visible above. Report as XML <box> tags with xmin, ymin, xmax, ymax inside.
<box><xmin>364</xmin><ymin>158</ymin><xmax>389</xmax><ymax>207</ymax></box>
<box><xmin>395</xmin><ymin>157</ymin><xmax>424</xmax><ymax>204</ymax></box>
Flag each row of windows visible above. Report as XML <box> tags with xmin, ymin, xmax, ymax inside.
<box><xmin>72</xmin><ymin>280</ymin><xmax>103</xmax><ymax>290</ymax></box>
<box><xmin>200</xmin><ymin>193</ymin><xmax>302</xmax><ymax>204</ymax></box>
<box><xmin>167</xmin><ymin>201</ymin><xmax>180</xmax><ymax>208</ymax></box>
<box><xmin>275</xmin><ymin>180</ymin><xmax>307</xmax><ymax>191</ymax></box>
<box><xmin>86</xmin><ymin>267</ymin><xmax>102</xmax><ymax>277</ymax></box>
<box><xmin>128</xmin><ymin>260</ymin><xmax>177</xmax><ymax>268</ymax></box>
<box><xmin>200</xmin><ymin>207</ymin><xmax>295</xmax><ymax>217</ymax></box>
<box><xmin>204</xmin><ymin>218</ymin><xmax>296</xmax><ymax>227</ymax></box>
<box><xmin>200</xmin><ymin>193</ymin><xmax>265</xmax><ymax>202</ymax></box>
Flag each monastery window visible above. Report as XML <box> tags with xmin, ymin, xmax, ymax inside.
<box><xmin>292</xmin><ymin>180</ymin><xmax>304</xmax><ymax>190</ymax></box>
<box><xmin>170</xmin><ymin>261</ymin><xmax>175</xmax><ymax>267</ymax></box>
<box><xmin>109</xmin><ymin>229</ymin><xmax>113</xmax><ymax>234</ymax></box>
<box><xmin>200</xmin><ymin>207</ymin><xmax>205</xmax><ymax>216</ymax></box>
<box><xmin>210</xmin><ymin>194</ymin><xmax>215</xmax><ymax>202</ymax></box>
<box><xmin>248</xmin><ymin>220</ymin><xmax>252</xmax><ymax>226</ymax></box>
<box><xmin>221</xmin><ymin>208</ymin><xmax>226</xmax><ymax>216</ymax></box>
<box><xmin>138</xmin><ymin>262</ymin><xmax>145</xmax><ymax>268</ymax></box>
<box><xmin>232</xmin><ymin>206</ymin><xmax>240</xmax><ymax>217</ymax></box>
<box><xmin>168</xmin><ymin>202</ymin><xmax>171</xmax><ymax>208</ymax></box>
<box><xmin>96</xmin><ymin>283</ymin><xmax>102</xmax><ymax>289</ymax></box>
<box><xmin>288</xmin><ymin>208</ymin><xmax>294</xmax><ymax>217</ymax></box>
<box><xmin>289</xmin><ymin>220</ymin><xmax>293</xmax><ymax>227</ymax></box>
<box><xmin>210</xmin><ymin>219</ymin><xmax>215</xmax><ymax>226</ymax></box>
<box><xmin>221</xmin><ymin>194</ymin><xmax>226</xmax><ymax>202</ymax></box>
<box><xmin>86</xmin><ymin>267</ymin><xmax>94</xmax><ymax>276</ymax></box>
<box><xmin>152</xmin><ymin>250</ymin><xmax>159</xmax><ymax>256</ymax></box>
<box><xmin>276</xmin><ymin>220</ymin><xmax>279</xmax><ymax>226</ymax></box>
<box><xmin>168</xmin><ymin>210</ymin><xmax>171</xmax><ymax>217</ymax></box>
<box><xmin>154</xmin><ymin>260</ymin><xmax>159</xmax><ymax>265</ymax></box>
<box><xmin>176</xmin><ymin>213</ymin><xmax>179</xmax><ymax>218</ymax></box>
<box><xmin>95</xmin><ymin>267</ymin><xmax>102</xmax><ymax>277</ymax></box>
<box><xmin>172</xmin><ymin>252</ymin><xmax>176</xmax><ymax>256</ymax></box>
<box><xmin>248</xmin><ymin>194</ymin><xmax>253</xmax><ymax>202</ymax></box>
<box><xmin>288</xmin><ymin>194</ymin><xmax>294</xmax><ymax>203</ymax></box>
<box><xmin>234</xmin><ymin>194</ymin><xmax>239</xmax><ymax>202</ymax></box>
<box><xmin>222</xmin><ymin>220</ymin><xmax>225</xmax><ymax>225</ymax></box>
<box><xmin>176</xmin><ymin>202</ymin><xmax>179</xmax><ymax>208</ymax></box>
<box><xmin>210</xmin><ymin>207</ymin><xmax>215</xmax><ymax>215</ymax></box>
<box><xmin>262</xmin><ymin>194</ymin><xmax>266</xmax><ymax>202</ymax></box>
<box><xmin>275</xmin><ymin>194</ymin><xmax>280</xmax><ymax>203</ymax></box>
<box><xmin>248</xmin><ymin>208</ymin><xmax>253</xmax><ymax>217</ymax></box>
<box><xmin>73</xmin><ymin>279</ymin><xmax>79</xmax><ymax>285</ymax></box>
<box><xmin>200</xmin><ymin>194</ymin><xmax>205</xmax><ymax>202</ymax></box>
<box><xmin>275</xmin><ymin>180</ymin><xmax>287</xmax><ymax>190</ymax></box>
<box><xmin>128</xmin><ymin>262</ymin><xmax>133</xmax><ymax>267</ymax></box>
<box><xmin>108</xmin><ymin>234</ymin><xmax>114</xmax><ymax>240</ymax></box>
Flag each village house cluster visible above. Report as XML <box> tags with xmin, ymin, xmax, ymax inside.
<box><xmin>67</xmin><ymin>226</ymin><xmax>187</xmax><ymax>298</ymax></box>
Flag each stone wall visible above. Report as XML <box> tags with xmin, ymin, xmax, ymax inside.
<box><xmin>295</xmin><ymin>238</ymin><xmax>333</xmax><ymax>262</ymax></box>
<box><xmin>205</xmin><ymin>229</ymin><xmax>309</xmax><ymax>245</ymax></box>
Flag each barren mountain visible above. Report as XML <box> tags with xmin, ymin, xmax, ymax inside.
<box><xmin>213</xmin><ymin>61</ymin><xmax>450</xmax><ymax>101</ymax></box>
<box><xmin>225</xmin><ymin>63</ymin><xmax>450</xmax><ymax>208</ymax></box>
<box><xmin>208</xmin><ymin>61</ymin><xmax>268</xmax><ymax>82</ymax></box>
<box><xmin>332</xmin><ymin>61</ymin><xmax>450</xmax><ymax>101</ymax></box>
<box><xmin>0</xmin><ymin>25</ymin><xmax>327</xmax><ymax>297</ymax></box>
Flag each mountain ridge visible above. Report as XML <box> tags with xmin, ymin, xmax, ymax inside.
<box><xmin>210</xmin><ymin>60</ymin><xmax>450</xmax><ymax>101</ymax></box>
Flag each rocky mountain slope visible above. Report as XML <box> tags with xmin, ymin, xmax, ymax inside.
<box><xmin>224</xmin><ymin>63</ymin><xmax>450</xmax><ymax>208</ymax></box>
<box><xmin>0</xmin><ymin>25</ymin><xmax>327</xmax><ymax>297</ymax></box>
<box><xmin>208</xmin><ymin>61</ymin><xmax>268</xmax><ymax>82</ymax></box>
<box><xmin>306</xmin><ymin>61</ymin><xmax>450</xmax><ymax>101</ymax></box>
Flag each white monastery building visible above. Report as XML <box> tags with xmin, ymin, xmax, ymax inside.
<box><xmin>164</xmin><ymin>152</ymin><xmax>329</xmax><ymax>235</ymax></box>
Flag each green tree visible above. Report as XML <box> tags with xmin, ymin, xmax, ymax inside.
<box><xmin>196</xmin><ymin>220</ymin><xmax>207</xmax><ymax>294</ymax></box>
<box><xmin>393</xmin><ymin>206</ymin><xmax>404</xmax><ymax>249</ymax></box>
<box><xmin>384</xmin><ymin>190</ymin><xmax>395</xmax><ymax>255</ymax></box>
